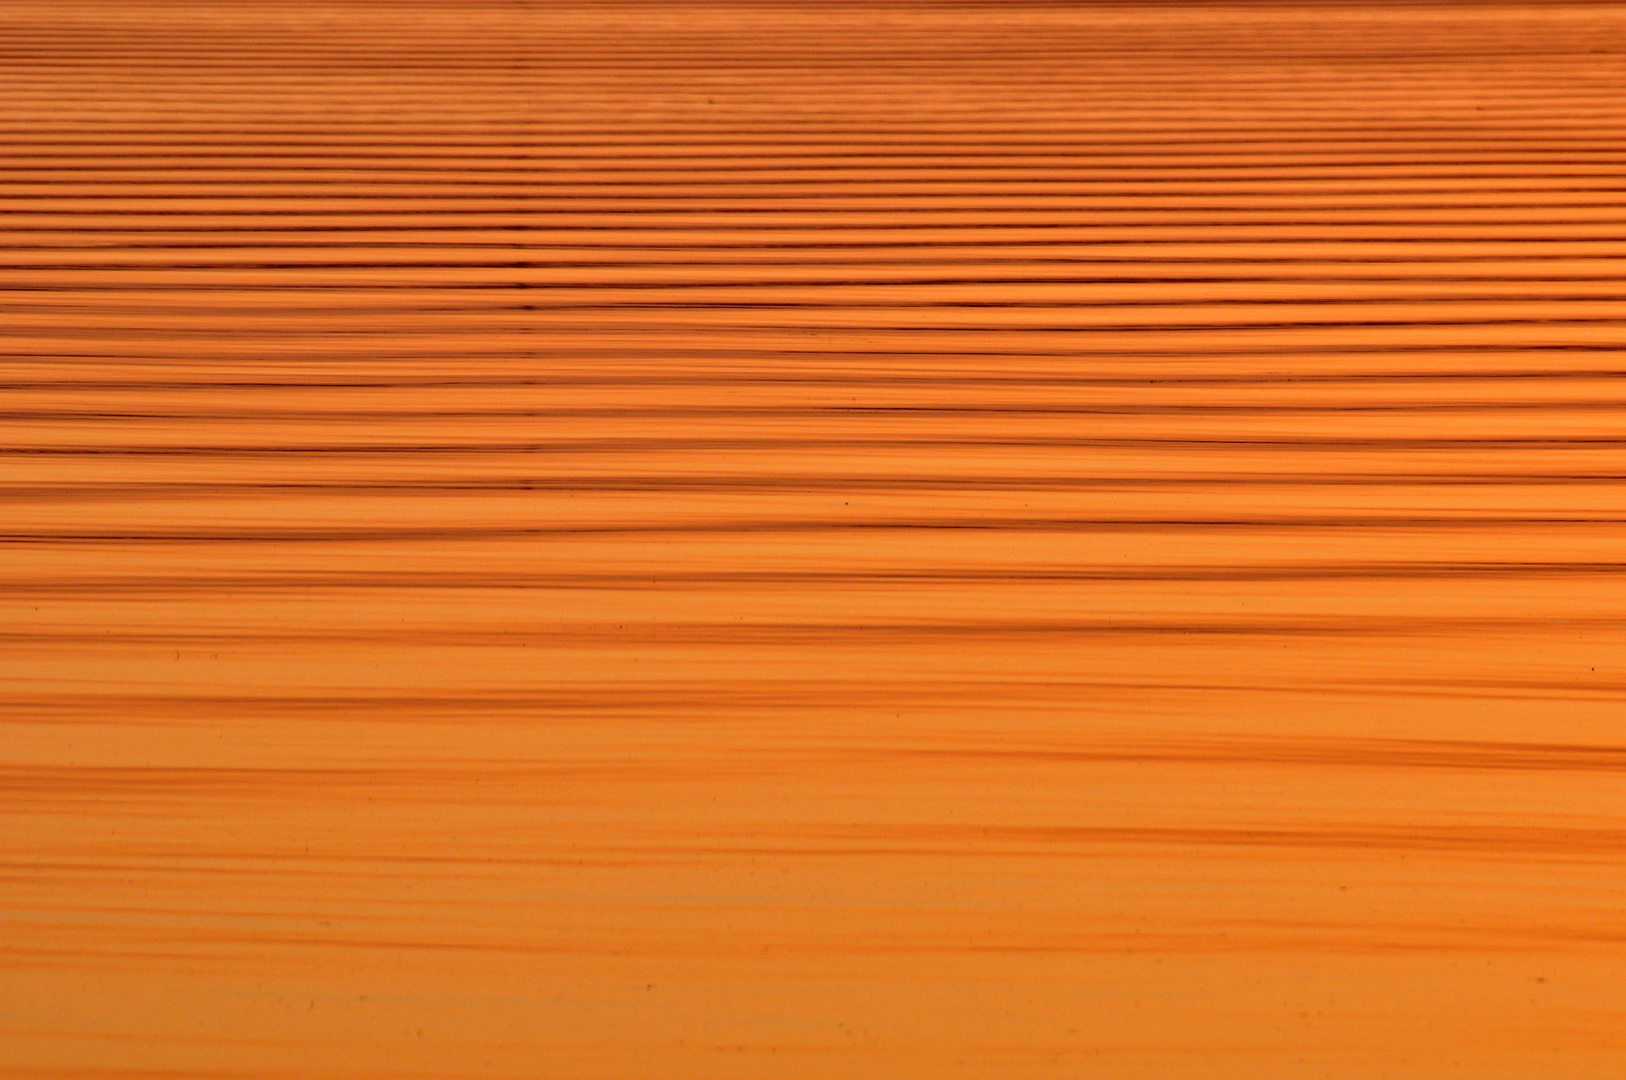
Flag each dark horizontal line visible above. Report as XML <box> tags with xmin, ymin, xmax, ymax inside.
<box><xmin>5</xmin><ymin>562</ymin><xmax>1625</xmax><ymax>595</ymax></box>
<box><xmin>10</xmin><ymin>315</ymin><xmax>1626</xmax><ymax>335</ymax></box>
<box><xmin>12</xmin><ymin>299</ymin><xmax>1626</xmax><ymax>322</ymax></box>
<box><xmin>11</xmin><ymin>284</ymin><xmax>1626</xmax><ymax>311</ymax></box>
<box><xmin>661</xmin><ymin>820</ymin><xmax>1626</xmax><ymax>859</ymax></box>
<box><xmin>0</xmin><ymin>53</ymin><xmax>1611</xmax><ymax>68</ymax></box>
<box><xmin>13</xmin><ymin>195</ymin><xmax>1626</xmax><ymax>218</ymax></box>
<box><xmin>10</xmin><ymin>228</ymin><xmax>1626</xmax><ymax>251</ymax></box>
<box><xmin>7</xmin><ymin>399</ymin><xmax>1626</xmax><ymax>423</ymax></box>
<box><xmin>8</xmin><ymin>162</ymin><xmax>1626</xmax><ymax>181</ymax></box>
<box><xmin>7</xmin><ymin>433</ymin><xmax>1626</xmax><ymax>457</ymax></box>
<box><xmin>10</xmin><ymin>253</ymin><xmax>1626</xmax><ymax>274</ymax></box>
<box><xmin>12</xmin><ymin>735</ymin><xmax>1626</xmax><ymax>787</ymax></box>
<box><xmin>4</xmin><ymin>515</ymin><xmax>1622</xmax><ymax>545</ymax></box>
<box><xmin>12</xmin><ymin>264</ymin><xmax>1626</xmax><ymax>287</ymax></box>
<box><xmin>9</xmin><ymin>176</ymin><xmax>1626</xmax><ymax>195</ymax></box>
<box><xmin>14</xmin><ymin>741</ymin><xmax>1626</xmax><ymax>804</ymax></box>
<box><xmin>6</xmin><ymin>361</ymin><xmax>1625</xmax><ymax>393</ymax></box>
<box><xmin>6</xmin><ymin>341</ymin><xmax>1623</xmax><ymax>361</ymax></box>
<box><xmin>8</xmin><ymin>198</ymin><xmax>1626</xmax><ymax>217</ymax></box>
<box><xmin>3</xmin><ymin>615</ymin><xmax>1621</xmax><ymax>646</ymax></box>
<box><xmin>3</xmin><ymin>474</ymin><xmax>1625</xmax><ymax>505</ymax></box>
<box><xmin>19</xmin><ymin>299</ymin><xmax>1626</xmax><ymax>325</ymax></box>
<box><xmin>7</xmin><ymin>120</ymin><xmax>1626</xmax><ymax>142</ymax></box>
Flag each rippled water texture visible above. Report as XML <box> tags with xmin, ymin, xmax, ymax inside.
<box><xmin>4</xmin><ymin>2</ymin><xmax>1626</xmax><ymax>1076</ymax></box>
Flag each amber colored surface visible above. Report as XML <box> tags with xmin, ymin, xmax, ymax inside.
<box><xmin>4</xmin><ymin>1</ymin><xmax>1626</xmax><ymax>1076</ymax></box>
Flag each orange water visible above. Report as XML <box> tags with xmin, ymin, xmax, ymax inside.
<box><xmin>4</xmin><ymin>2</ymin><xmax>1626</xmax><ymax>1076</ymax></box>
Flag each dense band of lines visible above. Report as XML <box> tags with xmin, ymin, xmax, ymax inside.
<box><xmin>7</xmin><ymin>5</ymin><xmax>1626</xmax><ymax>1072</ymax></box>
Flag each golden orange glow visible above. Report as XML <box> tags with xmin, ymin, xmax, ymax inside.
<box><xmin>4</xmin><ymin>2</ymin><xmax>1626</xmax><ymax>1076</ymax></box>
